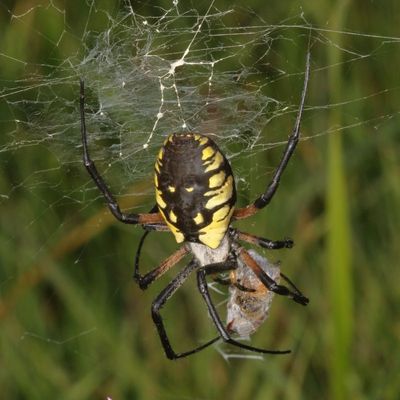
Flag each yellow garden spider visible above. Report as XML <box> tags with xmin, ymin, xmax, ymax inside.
<box><xmin>80</xmin><ymin>52</ymin><xmax>310</xmax><ymax>360</ymax></box>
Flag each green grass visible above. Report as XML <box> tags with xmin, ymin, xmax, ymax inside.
<box><xmin>1</xmin><ymin>1</ymin><xmax>400</xmax><ymax>399</ymax></box>
<box><xmin>326</xmin><ymin>1</ymin><xmax>353</xmax><ymax>398</ymax></box>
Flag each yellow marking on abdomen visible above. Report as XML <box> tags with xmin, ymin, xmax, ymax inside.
<box><xmin>212</xmin><ymin>204</ymin><xmax>231</xmax><ymax>222</ymax></box>
<box><xmin>199</xmin><ymin>207</ymin><xmax>234</xmax><ymax>249</ymax></box>
<box><xmin>202</xmin><ymin>146</ymin><xmax>215</xmax><ymax>160</ymax></box>
<box><xmin>168</xmin><ymin>185</ymin><xmax>176</xmax><ymax>192</ymax></box>
<box><xmin>204</xmin><ymin>151</ymin><xmax>224</xmax><ymax>172</ymax></box>
<box><xmin>194</xmin><ymin>212</ymin><xmax>204</xmax><ymax>225</ymax></box>
<box><xmin>159</xmin><ymin>208</ymin><xmax>184</xmax><ymax>243</ymax></box>
<box><xmin>185</xmin><ymin>187</ymin><xmax>194</xmax><ymax>192</ymax></box>
<box><xmin>209</xmin><ymin>170</ymin><xmax>226</xmax><ymax>188</ymax></box>
<box><xmin>157</xmin><ymin>147</ymin><xmax>164</xmax><ymax>161</ymax></box>
<box><xmin>169</xmin><ymin>210</ymin><xmax>177</xmax><ymax>223</ymax></box>
<box><xmin>205</xmin><ymin>176</ymin><xmax>234</xmax><ymax>209</ymax></box>
<box><xmin>199</xmin><ymin>136</ymin><xmax>209</xmax><ymax>145</ymax></box>
<box><xmin>156</xmin><ymin>190</ymin><xmax>167</xmax><ymax>209</ymax></box>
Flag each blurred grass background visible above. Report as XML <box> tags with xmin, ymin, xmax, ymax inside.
<box><xmin>1</xmin><ymin>0</ymin><xmax>400</xmax><ymax>399</ymax></box>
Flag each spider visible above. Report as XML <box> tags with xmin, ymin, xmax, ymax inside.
<box><xmin>80</xmin><ymin>52</ymin><xmax>310</xmax><ymax>360</ymax></box>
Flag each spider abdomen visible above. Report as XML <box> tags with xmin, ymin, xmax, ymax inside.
<box><xmin>155</xmin><ymin>133</ymin><xmax>236</xmax><ymax>249</ymax></box>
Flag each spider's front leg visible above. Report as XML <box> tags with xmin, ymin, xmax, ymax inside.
<box><xmin>234</xmin><ymin>52</ymin><xmax>310</xmax><ymax>220</ymax></box>
<box><xmin>79</xmin><ymin>79</ymin><xmax>164</xmax><ymax>226</ymax></box>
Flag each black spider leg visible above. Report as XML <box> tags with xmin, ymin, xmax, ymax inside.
<box><xmin>213</xmin><ymin>259</ymin><xmax>306</xmax><ymax>298</ymax></box>
<box><xmin>251</xmin><ymin>237</ymin><xmax>293</xmax><ymax>250</ymax></box>
<box><xmin>222</xmin><ymin>258</ymin><xmax>308</xmax><ymax>300</ymax></box>
<box><xmin>133</xmin><ymin>230</ymin><xmax>188</xmax><ymax>290</ymax></box>
<box><xmin>230</xmin><ymin>228</ymin><xmax>293</xmax><ymax>249</ymax></box>
<box><xmin>151</xmin><ymin>260</ymin><xmax>220</xmax><ymax>360</ymax></box>
<box><xmin>280</xmin><ymin>272</ymin><xmax>307</xmax><ymax>300</ymax></box>
<box><xmin>197</xmin><ymin>268</ymin><xmax>291</xmax><ymax>355</ymax></box>
<box><xmin>255</xmin><ymin>271</ymin><xmax>309</xmax><ymax>306</ymax></box>
<box><xmin>213</xmin><ymin>277</ymin><xmax>256</xmax><ymax>292</ymax></box>
<box><xmin>139</xmin><ymin>205</ymin><xmax>169</xmax><ymax>231</ymax></box>
<box><xmin>80</xmin><ymin>79</ymin><xmax>139</xmax><ymax>224</ymax></box>
<box><xmin>151</xmin><ymin>258</ymin><xmax>241</xmax><ymax>359</ymax></box>
<box><xmin>134</xmin><ymin>229</ymin><xmax>150</xmax><ymax>285</ymax></box>
<box><xmin>253</xmin><ymin>52</ymin><xmax>310</xmax><ymax>210</ymax></box>
<box><xmin>134</xmin><ymin>229</ymin><xmax>218</xmax><ymax>358</ymax></box>
<box><xmin>238</xmin><ymin>248</ymin><xmax>309</xmax><ymax>306</ymax></box>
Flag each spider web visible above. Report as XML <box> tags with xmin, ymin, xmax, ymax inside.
<box><xmin>1</xmin><ymin>0</ymin><xmax>313</xmax><ymax>203</ymax></box>
<box><xmin>1</xmin><ymin>0</ymin><xmax>400</xmax><ymax>385</ymax></box>
<box><xmin>2</xmin><ymin>1</ymin><xmax>397</xmax><ymax>202</ymax></box>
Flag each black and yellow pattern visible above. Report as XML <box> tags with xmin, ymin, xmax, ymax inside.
<box><xmin>154</xmin><ymin>133</ymin><xmax>236</xmax><ymax>249</ymax></box>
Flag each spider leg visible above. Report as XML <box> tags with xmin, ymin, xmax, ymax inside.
<box><xmin>199</xmin><ymin>256</ymin><xmax>255</xmax><ymax>292</ymax></box>
<box><xmin>133</xmin><ymin>230</ymin><xmax>188</xmax><ymax>290</ymax></box>
<box><xmin>208</xmin><ymin>256</ymin><xmax>302</xmax><ymax>294</ymax></box>
<box><xmin>234</xmin><ymin>52</ymin><xmax>310</xmax><ymax>220</ymax></box>
<box><xmin>140</xmin><ymin>206</ymin><xmax>170</xmax><ymax>232</ymax></box>
<box><xmin>213</xmin><ymin>276</ymin><xmax>256</xmax><ymax>293</ymax></box>
<box><xmin>151</xmin><ymin>260</ymin><xmax>219</xmax><ymax>360</ymax></box>
<box><xmin>238</xmin><ymin>247</ymin><xmax>309</xmax><ymax>306</ymax></box>
<box><xmin>280</xmin><ymin>272</ymin><xmax>307</xmax><ymax>300</ymax></box>
<box><xmin>231</xmin><ymin>228</ymin><xmax>294</xmax><ymax>249</ymax></box>
<box><xmin>80</xmin><ymin>79</ymin><xmax>164</xmax><ymax>226</ymax></box>
<box><xmin>197</xmin><ymin>269</ymin><xmax>291</xmax><ymax>355</ymax></box>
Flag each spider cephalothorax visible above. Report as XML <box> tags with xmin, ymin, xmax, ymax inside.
<box><xmin>80</xmin><ymin>52</ymin><xmax>311</xmax><ymax>360</ymax></box>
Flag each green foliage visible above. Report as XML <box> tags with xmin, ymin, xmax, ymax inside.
<box><xmin>1</xmin><ymin>1</ymin><xmax>399</xmax><ymax>399</ymax></box>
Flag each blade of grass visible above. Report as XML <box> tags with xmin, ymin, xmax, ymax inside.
<box><xmin>326</xmin><ymin>0</ymin><xmax>354</xmax><ymax>398</ymax></box>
